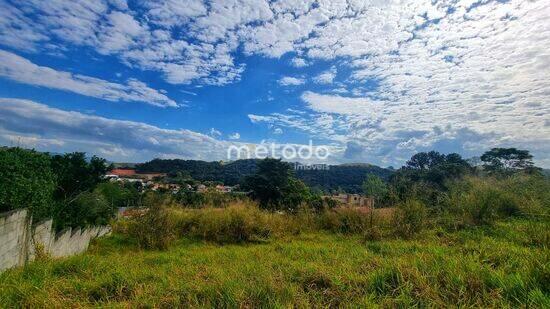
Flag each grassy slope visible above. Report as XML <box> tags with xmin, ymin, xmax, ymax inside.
<box><xmin>1</xmin><ymin>219</ymin><xmax>549</xmax><ymax>308</ymax></box>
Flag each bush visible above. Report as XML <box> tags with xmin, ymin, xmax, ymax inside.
<box><xmin>445</xmin><ymin>177</ymin><xmax>523</xmax><ymax>227</ymax></box>
<box><xmin>128</xmin><ymin>204</ymin><xmax>176</xmax><ymax>250</ymax></box>
<box><xmin>319</xmin><ymin>208</ymin><xmax>371</xmax><ymax>234</ymax></box>
<box><xmin>53</xmin><ymin>191</ymin><xmax>116</xmax><ymax>230</ymax></box>
<box><xmin>392</xmin><ymin>200</ymin><xmax>427</xmax><ymax>238</ymax></box>
<box><xmin>0</xmin><ymin>147</ymin><xmax>56</xmax><ymax>221</ymax></box>
<box><xmin>174</xmin><ymin>203</ymin><xmax>271</xmax><ymax>243</ymax></box>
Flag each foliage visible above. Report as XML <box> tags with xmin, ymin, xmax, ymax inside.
<box><xmin>172</xmin><ymin>203</ymin><xmax>271</xmax><ymax>243</ymax></box>
<box><xmin>137</xmin><ymin>158</ymin><xmax>260</xmax><ymax>185</ymax></box>
<box><xmin>389</xmin><ymin>151</ymin><xmax>471</xmax><ymax>206</ymax></box>
<box><xmin>319</xmin><ymin>208</ymin><xmax>373</xmax><ymax>234</ymax></box>
<box><xmin>243</xmin><ymin>158</ymin><xmax>311</xmax><ymax>211</ymax></box>
<box><xmin>137</xmin><ymin>158</ymin><xmax>394</xmax><ymax>193</ymax></box>
<box><xmin>174</xmin><ymin>189</ymin><xmax>206</xmax><ymax>208</ymax></box>
<box><xmin>443</xmin><ymin>175</ymin><xmax>549</xmax><ymax>228</ymax></box>
<box><xmin>127</xmin><ymin>193</ymin><xmax>176</xmax><ymax>250</ymax></box>
<box><xmin>2</xmin><ymin>219</ymin><xmax>549</xmax><ymax>307</ymax></box>
<box><xmin>50</xmin><ymin>152</ymin><xmax>112</xmax><ymax>200</ymax></box>
<box><xmin>296</xmin><ymin>164</ymin><xmax>394</xmax><ymax>193</ymax></box>
<box><xmin>53</xmin><ymin>191</ymin><xmax>115</xmax><ymax>230</ymax></box>
<box><xmin>95</xmin><ymin>182</ymin><xmax>141</xmax><ymax>209</ymax></box>
<box><xmin>481</xmin><ymin>147</ymin><xmax>536</xmax><ymax>174</ymax></box>
<box><xmin>0</xmin><ymin>147</ymin><xmax>56</xmax><ymax>221</ymax></box>
<box><xmin>391</xmin><ymin>200</ymin><xmax>427</xmax><ymax>238</ymax></box>
<box><xmin>362</xmin><ymin>173</ymin><xmax>388</xmax><ymax>203</ymax></box>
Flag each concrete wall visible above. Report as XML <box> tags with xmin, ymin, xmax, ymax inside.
<box><xmin>0</xmin><ymin>208</ymin><xmax>111</xmax><ymax>273</ymax></box>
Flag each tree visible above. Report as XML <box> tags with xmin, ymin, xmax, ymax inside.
<box><xmin>243</xmin><ymin>158</ymin><xmax>310</xmax><ymax>211</ymax></box>
<box><xmin>398</xmin><ymin>151</ymin><xmax>471</xmax><ymax>188</ymax></box>
<box><xmin>53</xmin><ymin>191</ymin><xmax>114</xmax><ymax>229</ymax></box>
<box><xmin>362</xmin><ymin>174</ymin><xmax>388</xmax><ymax>204</ymax></box>
<box><xmin>390</xmin><ymin>151</ymin><xmax>471</xmax><ymax>206</ymax></box>
<box><xmin>0</xmin><ymin>147</ymin><xmax>56</xmax><ymax>220</ymax></box>
<box><xmin>50</xmin><ymin>152</ymin><xmax>111</xmax><ymax>201</ymax></box>
<box><xmin>480</xmin><ymin>148</ymin><xmax>535</xmax><ymax>173</ymax></box>
<box><xmin>405</xmin><ymin>151</ymin><xmax>446</xmax><ymax>170</ymax></box>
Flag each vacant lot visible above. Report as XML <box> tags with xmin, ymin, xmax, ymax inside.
<box><xmin>1</xmin><ymin>218</ymin><xmax>548</xmax><ymax>308</ymax></box>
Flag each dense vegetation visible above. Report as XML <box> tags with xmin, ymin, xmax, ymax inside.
<box><xmin>1</xmin><ymin>177</ymin><xmax>548</xmax><ymax>307</ymax></box>
<box><xmin>136</xmin><ymin>158</ymin><xmax>393</xmax><ymax>193</ymax></box>
<box><xmin>1</xmin><ymin>146</ymin><xmax>549</xmax><ymax>307</ymax></box>
<box><xmin>0</xmin><ymin>148</ymin><xmax>116</xmax><ymax>229</ymax></box>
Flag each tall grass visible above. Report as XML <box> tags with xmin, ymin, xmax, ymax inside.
<box><xmin>1</xmin><ymin>218</ymin><xmax>548</xmax><ymax>307</ymax></box>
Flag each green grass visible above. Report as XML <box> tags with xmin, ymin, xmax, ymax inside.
<box><xmin>1</xmin><ymin>218</ymin><xmax>549</xmax><ymax>308</ymax></box>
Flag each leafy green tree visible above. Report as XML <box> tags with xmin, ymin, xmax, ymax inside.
<box><xmin>243</xmin><ymin>158</ymin><xmax>311</xmax><ymax>211</ymax></box>
<box><xmin>400</xmin><ymin>151</ymin><xmax>471</xmax><ymax>188</ymax></box>
<box><xmin>480</xmin><ymin>148</ymin><xmax>536</xmax><ymax>174</ymax></box>
<box><xmin>0</xmin><ymin>147</ymin><xmax>56</xmax><ymax>220</ymax></box>
<box><xmin>53</xmin><ymin>191</ymin><xmax>115</xmax><ymax>229</ymax></box>
<box><xmin>390</xmin><ymin>151</ymin><xmax>471</xmax><ymax>206</ymax></box>
<box><xmin>282</xmin><ymin>177</ymin><xmax>312</xmax><ymax>212</ymax></box>
<box><xmin>50</xmin><ymin>152</ymin><xmax>112</xmax><ymax>201</ymax></box>
<box><xmin>95</xmin><ymin>182</ymin><xmax>141</xmax><ymax>208</ymax></box>
<box><xmin>406</xmin><ymin>151</ymin><xmax>446</xmax><ymax>170</ymax></box>
<box><xmin>362</xmin><ymin>174</ymin><xmax>388</xmax><ymax>204</ymax></box>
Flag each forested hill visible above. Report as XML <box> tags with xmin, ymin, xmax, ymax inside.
<box><xmin>135</xmin><ymin>159</ymin><xmax>394</xmax><ymax>193</ymax></box>
<box><xmin>296</xmin><ymin>164</ymin><xmax>394</xmax><ymax>193</ymax></box>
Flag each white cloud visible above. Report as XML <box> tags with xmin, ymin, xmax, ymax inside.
<box><xmin>228</xmin><ymin>132</ymin><xmax>241</xmax><ymax>140</ymax></box>
<box><xmin>273</xmin><ymin>128</ymin><xmax>283</xmax><ymax>135</ymax></box>
<box><xmin>313</xmin><ymin>67</ymin><xmax>337</xmax><ymax>84</ymax></box>
<box><xmin>290</xmin><ymin>57</ymin><xmax>309</xmax><ymax>67</ymax></box>
<box><xmin>0</xmin><ymin>98</ymin><xmax>230</xmax><ymax>161</ymax></box>
<box><xmin>1</xmin><ymin>0</ymin><xmax>550</xmax><ymax>165</ymax></box>
<box><xmin>0</xmin><ymin>50</ymin><xmax>178</xmax><ymax>107</ymax></box>
<box><xmin>0</xmin><ymin>98</ymin><xmax>343</xmax><ymax>163</ymax></box>
<box><xmin>278</xmin><ymin>76</ymin><xmax>305</xmax><ymax>86</ymax></box>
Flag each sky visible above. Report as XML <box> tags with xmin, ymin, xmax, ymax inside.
<box><xmin>0</xmin><ymin>0</ymin><xmax>549</xmax><ymax>167</ymax></box>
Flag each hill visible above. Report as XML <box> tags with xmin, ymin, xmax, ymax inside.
<box><xmin>135</xmin><ymin>159</ymin><xmax>393</xmax><ymax>193</ymax></box>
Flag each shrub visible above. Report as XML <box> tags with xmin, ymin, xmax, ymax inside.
<box><xmin>319</xmin><ymin>208</ymin><xmax>371</xmax><ymax>234</ymax></box>
<box><xmin>392</xmin><ymin>200</ymin><xmax>427</xmax><ymax>238</ymax></box>
<box><xmin>127</xmin><ymin>193</ymin><xmax>176</xmax><ymax>249</ymax></box>
<box><xmin>445</xmin><ymin>177</ymin><xmax>522</xmax><ymax>226</ymax></box>
<box><xmin>0</xmin><ymin>147</ymin><xmax>56</xmax><ymax>221</ymax></box>
<box><xmin>175</xmin><ymin>203</ymin><xmax>271</xmax><ymax>243</ymax></box>
<box><xmin>53</xmin><ymin>191</ymin><xmax>115</xmax><ymax>230</ymax></box>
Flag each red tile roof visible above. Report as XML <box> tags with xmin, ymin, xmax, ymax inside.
<box><xmin>109</xmin><ymin>169</ymin><xmax>136</xmax><ymax>176</ymax></box>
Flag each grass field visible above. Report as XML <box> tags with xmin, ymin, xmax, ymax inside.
<box><xmin>1</xmin><ymin>218</ymin><xmax>548</xmax><ymax>308</ymax></box>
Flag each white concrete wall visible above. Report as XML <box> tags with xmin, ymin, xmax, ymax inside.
<box><xmin>0</xmin><ymin>209</ymin><xmax>111</xmax><ymax>272</ymax></box>
<box><xmin>0</xmin><ymin>209</ymin><xmax>30</xmax><ymax>271</ymax></box>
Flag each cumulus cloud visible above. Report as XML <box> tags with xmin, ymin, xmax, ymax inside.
<box><xmin>278</xmin><ymin>76</ymin><xmax>305</xmax><ymax>86</ymax></box>
<box><xmin>290</xmin><ymin>57</ymin><xmax>309</xmax><ymax>68</ymax></box>
<box><xmin>0</xmin><ymin>98</ymin><xmax>343</xmax><ymax>163</ymax></box>
<box><xmin>2</xmin><ymin>0</ymin><xmax>549</xmax><ymax>165</ymax></box>
<box><xmin>0</xmin><ymin>50</ymin><xmax>178</xmax><ymax>107</ymax></box>
<box><xmin>313</xmin><ymin>67</ymin><xmax>337</xmax><ymax>84</ymax></box>
<box><xmin>0</xmin><ymin>98</ymin><xmax>230</xmax><ymax>161</ymax></box>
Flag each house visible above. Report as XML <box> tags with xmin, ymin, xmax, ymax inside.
<box><xmin>151</xmin><ymin>183</ymin><xmax>181</xmax><ymax>192</ymax></box>
<box><xmin>215</xmin><ymin>184</ymin><xmax>236</xmax><ymax>193</ymax></box>
<box><xmin>323</xmin><ymin>194</ymin><xmax>375</xmax><ymax>208</ymax></box>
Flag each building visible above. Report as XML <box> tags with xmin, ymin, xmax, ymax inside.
<box><xmin>106</xmin><ymin>169</ymin><xmax>166</xmax><ymax>181</ymax></box>
<box><xmin>323</xmin><ymin>194</ymin><xmax>375</xmax><ymax>208</ymax></box>
<box><xmin>108</xmin><ymin>168</ymin><xmax>137</xmax><ymax>177</ymax></box>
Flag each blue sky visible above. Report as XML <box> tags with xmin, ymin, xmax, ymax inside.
<box><xmin>0</xmin><ymin>0</ymin><xmax>549</xmax><ymax>167</ymax></box>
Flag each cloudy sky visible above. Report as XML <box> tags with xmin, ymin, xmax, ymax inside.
<box><xmin>0</xmin><ymin>0</ymin><xmax>549</xmax><ymax>167</ymax></box>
